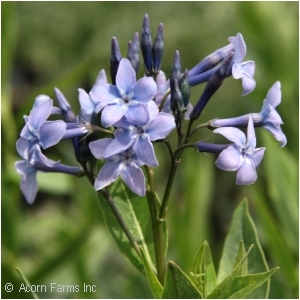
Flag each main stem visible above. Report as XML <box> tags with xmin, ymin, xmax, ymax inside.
<box><xmin>145</xmin><ymin>166</ymin><xmax>166</xmax><ymax>285</ymax></box>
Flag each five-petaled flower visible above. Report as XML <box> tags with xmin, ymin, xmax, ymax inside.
<box><xmin>214</xmin><ymin>116</ymin><xmax>265</xmax><ymax>185</ymax></box>
<box><xmin>101</xmin><ymin>102</ymin><xmax>175</xmax><ymax>167</ymax></box>
<box><xmin>90</xmin><ymin>58</ymin><xmax>157</xmax><ymax>127</ymax></box>
<box><xmin>16</xmin><ymin>97</ymin><xmax>66</xmax><ymax>161</ymax></box>
<box><xmin>89</xmin><ymin>138</ymin><xmax>146</xmax><ymax>196</ymax></box>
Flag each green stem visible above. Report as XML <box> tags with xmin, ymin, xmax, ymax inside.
<box><xmin>145</xmin><ymin>166</ymin><xmax>166</xmax><ymax>285</ymax></box>
<box><xmin>99</xmin><ymin>189</ymin><xmax>142</xmax><ymax>259</ymax></box>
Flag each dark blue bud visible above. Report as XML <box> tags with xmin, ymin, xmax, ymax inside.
<box><xmin>189</xmin><ymin>52</ymin><xmax>234</xmax><ymax>121</ymax></box>
<box><xmin>141</xmin><ymin>14</ymin><xmax>153</xmax><ymax>76</ymax></box>
<box><xmin>127</xmin><ymin>32</ymin><xmax>140</xmax><ymax>75</ymax></box>
<box><xmin>110</xmin><ymin>37</ymin><xmax>122</xmax><ymax>85</ymax></box>
<box><xmin>179</xmin><ymin>69</ymin><xmax>190</xmax><ymax>108</ymax></box>
<box><xmin>189</xmin><ymin>43</ymin><xmax>234</xmax><ymax>77</ymax></box>
<box><xmin>152</xmin><ymin>23</ymin><xmax>164</xmax><ymax>75</ymax></box>
<box><xmin>170</xmin><ymin>78</ymin><xmax>183</xmax><ymax>114</ymax></box>
<box><xmin>170</xmin><ymin>50</ymin><xmax>181</xmax><ymax>91</ymax></box>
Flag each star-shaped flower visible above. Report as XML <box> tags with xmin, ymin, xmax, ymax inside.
<box><xmin>214</xmin><ymin>116</ymin><xmax>265</xmax><ymax>185</ymax></box>
<box><xmin>89</xmin><ymin>138</ymin><xmax>146</xmax><ymax>196</ymax></box>
<box><xmin>16</xmin><ymin>97</ymin><xmax>66</xmax><ymax>160</ymax></box>
<box><xmin>89</xmin><ymin>58</ymin><xmax>157</xmax><ymax>127</ymax></box>
<box><xmin>101</xmin><ymin>101</ymin><xmax>175</xmax><ymax>166</ymax></box>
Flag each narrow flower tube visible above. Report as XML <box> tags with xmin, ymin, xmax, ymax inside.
<box><xmin>179</xmin><ymin>69</ymin><xmax>190</xmax><ymax>108</ymax></box>
<box><xmin>196</xmin><ymin>141</ymin><xmax>231</xmax><ymax>154</ymax></box>
<box><xmin>110</xmin><ymin>37</ymin><xmax>122</xmax><ymax>85</ymax></box>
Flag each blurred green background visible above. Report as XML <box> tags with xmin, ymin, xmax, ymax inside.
<box><xmin>2</xmin><ymin>2</ymin><xmax>298</xmax><ymax>298</ymax></box>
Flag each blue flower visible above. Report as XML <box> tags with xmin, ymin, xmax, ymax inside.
<box><xmin>101</xmin><ymin>102</ymin><xmax>175</xmax><ymax>166</ymax></box>
<box><xmin>228</xmin><ymin>33</ymin><xmax>256</xmax><ymax>95</ymax></box>
<box><xmin>89</xmin><ymin>138</ymin><xmax>146</xmax><ymax>196</ymax></box>
<box><xmin>15</xmin><ymin>145</ymin><xmax>83</xmax><ymax>204</ymax></box>
<box><xmin>90</xmin><ymin>58</ymin><xmax>157</xmax><ymax>127</ymax></box>
<box><xmin>211</xmin><ymin>81</ymin><xmax>287</xmax><ymax>147</ymax></box>
<box><xmin>16</xmin><ymin>97</ymin><xmax>66</xmax><ymax>160</ymax></box>
<box><xmin>214</xmin><ymin>117</ymin><xmax>265</xmax><ymax>185</ymax></box>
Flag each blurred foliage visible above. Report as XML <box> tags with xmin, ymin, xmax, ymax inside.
<box><xmin>2</xmin><ymin>1</ymin><xmax>298</xmax><ymax>298</ymax></box>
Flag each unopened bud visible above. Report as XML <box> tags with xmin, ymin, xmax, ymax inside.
<box><xmin>152</xmin><ymin>23</ymin><xmax>164</xmax><ymax>75</ymax></box>
<box><xmin>110</xmin><ymin>37</ymin><xmax>122</xmax><ymax>85</ymax></box>
<box><xmin>179</xmin><ymin>69</ymin><xmax>190</xmax><ymax>108</ymax></box>
<box><xmin>141</xmin><ymin>14</ymin><xmax>153</xmax><ymax>76</ymax></box>
<box><xmin>127</xmin><ymin>32</ymin><xmax>140</xmax><ymax>75</ymax></box>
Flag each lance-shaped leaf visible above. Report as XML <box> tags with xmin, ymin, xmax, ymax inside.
<box><xmin>161</xmin><ymin>261</ymin><xmax>203</xmax><ymax>299</ymax></box>
<box><xmin>217</xmin><ymin>199</ymin><xmax>272</xmax><ymax>298</ymax></box>
<box><xmin>189</xmin><ymin>241</ymin><xmax>216</xmax><ymax>297</ymax></box>
<box><xmin>98</xmin><ymin>180</ymin><xmax>167</xmax><ymax>275</ymax></box>
<box><xmin>140</xmin><ymin>247</ymin><xmax>163</xmax><ymax>299</ymax></box>
<box><xmin>234</xmin><ymin>240</ymin><xmax>248</xmax><ymax>276</ymax></box>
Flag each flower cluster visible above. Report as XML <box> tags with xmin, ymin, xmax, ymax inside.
<box><xmin>15</xmin><ymin>14</ymin><xmax>286</xmax><ymax>204</ymax></box>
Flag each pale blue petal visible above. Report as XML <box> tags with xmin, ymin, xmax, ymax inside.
<box><xmin>241</xmin><ymin>73</ymin><xmax>256</xmax><ymax>96</ymax></box>
<box><xmin>89</xmin><ymin>138</ymin><xmax>114</xmax><ymax>159</ymax></box>
<box><xmin>103</xmin><ymin>131</ymin><xmax>135</xmax><ymax>158</ymax></box>
<box><xmin>15</xmin><ymin>160</ymin><xmax>38</xmax><ymax>204</ymax></box>
<box><xmin>94</xmin><ymin>161</ymin><xmax>122</xmax><ymax>191</ymax></box>
<box><xmin>120</xmin><ymin>163</ymin><xmax>145</xmax><ymax>196</ymax></box>
<box><xmin>125</xmin><ymin>103</ymin><xmax>149</xmax><ymax>126</ymax></box>
<box><xmin>245</xmin><ymin>117</ymin><xmax>256</xmax><ymax>149</ymax></box>
<box><xmin>39</xmin><ymin>120</ymin><xmax>66</xmax><ymax>149</ymax></box>
<box><xmin>146</xmin><ymin>113</ymin><xmax>175</xmax><ymax>141</ymax></box>
<box><xmin>116</xmin><ymin>58</ymin><xmax>136</xmax><ymax>94</ymax></box>
<box><xmin>262</xmin><ymin>81</ymin><xmax>281</xmax><ymax>110</ymax></box>
<box><xmin>29</xmin><ymin>99</ymin><xmax>53</xmax><ymax>130</ymax></box>
<box><xmin>233</xmin><ymin>33</ymin><xmax>246</xmax><ymax>62</ymax></box>
<box><xmin>214</xmin><ymin>127</ymin><xmax>245</xmax><ymax>146</ymax></box>
<box><xmin>78</xmin><ymin>88</ymin><xmax>95</xmax><ymax>115</ymax></box>
<box><xmin>247</xmin><ymin>147</ymin><xmax>266</xmax><ymax>168</ymax></box>
<box><xmin>236</xmin><ymin>159</ymin><xmax>257</xmax><ymax>185</ymax></box>
<box><xmin>94</xmin><ymin>69</ymin><xmax>107</xmax><ymax>86</ymax></box>
<box><xmin>101</xmin><ymin>104</ymin><xmax>125</xmax><ymax>127</ymax></box>
<box><xmin>90</xmin><ymin>83</ymin><xmax>120</xmax><ymax>104</ymax></box>
<box><xmin>133</xmin><ymin>76</ymin><xmax>157</xmax><ymax>103</ymax></box>
<box><xmin>262</xmin><ymin>124</ymin><xmax>287</xmax><ymax>147</ymax></box>
<box><xmin>16</xmin><ymin>138</ymin><xmax>31</xmax><ymax>159</ymax></box>
<box><xmin>133</xmin><ymin>136</ymin><xmax>158</xmax><ymax>167</ymax></box>
<box><xmin>215</xmin><ymin>145</ymin><xmax>242</xmax><ymax>171</ymax></box>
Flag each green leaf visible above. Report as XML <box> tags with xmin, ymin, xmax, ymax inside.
<box><xmin>97</xmin><ymin>180</ymin><xmax>167</xmax><ymax>275</ymax></box>
<box><xmin>190</xmin><ymin>241</ymin><xmax>216</xmax><ymax>297</ymax></box>
<box><xmin>140</xmin><ymin>248</ymin><xmax>163</xmax><ymax>299</ymax></box>
<box><xmin>217</xmin><ymin>199</ymin><xmax>271</xmax><ymax>298</ymax></box>
<box><xmin>207</xmin><ymin>245</ymin><xmax>253</xmax><ymax>299</ymax></box>
<box><xmin>233</xmin><ymin>241</ymin><xmax>248</xmax><ymax>276</ymax></box>
<box><xmin>224</xmin><ymin>268</ymin><xmax>279</xmax><ymax>299</ymax></box>
<box><xmin>162</xmin><ymin>261</ymin><xmax>203</xmax><ymax>299</ymax></box>
<box><xmin>15</xmin><ymin>267</ymin><xmax>39</xmax><ymax>299</ymax></box>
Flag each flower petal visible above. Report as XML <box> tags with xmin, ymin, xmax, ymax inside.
<box><xmin>89</xmin><ymin>138</ymin><xmax>114</xmax><ymax>159</ymax></box>
<box><xmin>90</xmin><ymin>83</ymin><xmax>120</xmax><ymax>104</ymax></box>
<box><xmin>116</xmin><ymin>58</ymin><xmax>136</xmax><ymax>94</ymax></box>
<box><xmin>214</xmin><ymin>127</ymin><xmax>246</xmax><ymax>146</ymax></box>
<box><xmin>15</xmin><ymin>160</ymin><xmax>38</xmax><ymax>204</ymax></box>
<box><xmin>28</xmin><ymin>99</ymin><xmax>53</xmax><ymax>130</ymax></box>
<box><xmin>133</xmin><ymin>135</ymin><xmax>158</xmax><ymax>167</ymax></box>
<box><xmin>94</xmin><ymin>161</ymin><xmax>122</xmax><ymax>191</ymax></box>
<box><xmin>245</xmin><ymin>117</ymin><xmax>256</xmax><ymax>149</ymax></box>
<box><xmin>247</xmin><ymin>147</ymin><xmax>266</xmax><ymax>168</ymax></box>
<box><xmin>39</xmin><ymin>120</ymin><xmax>66</xmax><ymax>149</ymax></box>
<box><xmin>215</xmin><ymin>145</ymin><xmax>242</xmax><ymax>171</ymax></box>
<box><xmin>232</xmin><ymin>33</ymin><xmax>246</xmax><ymax>63</ymax></box>
<box><xmin>101</xmin><ymin>104</ymin><xmax>125</xmax><ymax>127</ymax></box>
<box><xmin>133</xmin><ymin>76</ymin><xmax>157</xmax><ymax>103</ymax></box>
<box><xmin>146</xmin><ymin>113</ymin><xmax>175</xmax><ymax>141</ymax></box>
<box><xmin>262</xmin><ymin>81</ymin><xmax>281</xmax><ymax>110</ymax></box>
<box><xmin>236</xmin><ymin>158</ymin><xmax>257</xmax><ymax>185</ymax></box>
<box><xmin>120</xmin><ymin>162</ymin><xmax>145</xmax><ymax>196</ymax></box>
<box><xmin>125</xmin><ymin>103</ymin><xmax>150</xmax><ymax>126</ymax></box>
<box><xmin>103</xmin><ymin>131</ymin><xmax>135</xmax><ymax>158</ymax></box>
